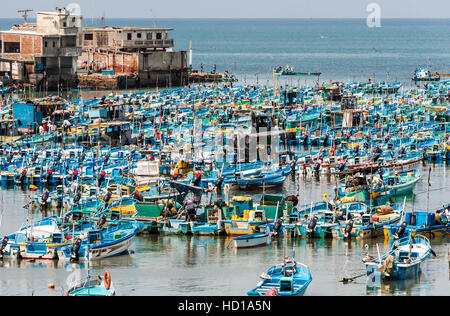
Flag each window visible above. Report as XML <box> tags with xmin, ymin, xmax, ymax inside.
<box><xmin>4</xmin><ymin>42</ymin><xmax>20</xmax><ymax>53</ymax></box>
<box><xmin>63</xmin><ymin>22</ymin><xmax>67</xmax><ymax>27</ymax></box>
<box><xmin>127</xmin><ymin>33</ymin><xmax>132</xmax><ymax>40</ymax></box>
<box><xmin>137</xmin><ymin>33</ymin><xmax>141</xmax><ymax>38</ymax></box>
<box><xmin>53</xmin><ymin>41</ymin><xmax>56</xmax><ymax>47</ymax></box>
<box><xmin>84</xmin><ymin>33</ymin><xmax>93</xmax><ymax>41</ymax></box>
<box><xmin>156</xmin><ymin>33</ymin><xmax>162</xmax><ymax>40</ymax></box>
<box><xmin>44</xmin><ymin>41</ymin><xmax>48</xmax><ymax>48</ymax></box>
<box><xmin>147</xmin><ymin>33</ymin><xmax>152</xmax><ymax>40</ymax></box>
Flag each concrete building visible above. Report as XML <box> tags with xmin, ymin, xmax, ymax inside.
<box><xmin>0</xmin><ymin>8</ymin><xmax>82</xmax><ymax>91</ymax></box>
<box><xmin>77</xmin><ymin>27</ymin><xmax>188</xmax><ymax>89</ymax></box>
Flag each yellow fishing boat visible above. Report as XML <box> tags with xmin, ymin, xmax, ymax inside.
<box><xmin>223</xmin><ymin>209</ymin><xmax>267</xmax><ymax>236</ymax></box>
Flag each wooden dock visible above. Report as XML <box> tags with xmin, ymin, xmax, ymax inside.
<box><xmin>188</xmin><ymin>72</ymin><xmax>223</xmax><ymax>83</ymax></box>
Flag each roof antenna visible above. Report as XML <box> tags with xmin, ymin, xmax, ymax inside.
<box><xmin>101</xmin><ymin>11</ymin><xmax>105</xmax><ymax>27</ymax></box>
<box><xmin>150</xmin><ymin>10</ymin><xmax>156</xmax><ymax>28</ymax></box>
<box><xmin>17</xmin><ymin>9</ymin><xmax>33</xmax><ymax>23</ymax></box>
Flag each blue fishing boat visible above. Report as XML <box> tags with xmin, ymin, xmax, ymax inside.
<box><xmin>237</xmin><ymin>172</ymin><xmax>286</xmax><ymax>190</ymax></box>
<box><xmin>383</xmin><ymin>208</ymin><xmax>450</xmax><ymax>240</ymax></box>
<box><xmin>65</xmin><ymin>273</ymin><xmax>116</xmax><ymax>296</ymax></box>
<box><xmin>57</xmin><ymin>220</ymin><xmax>143</xmax><ymax>260</ymax></box>
<box><xmin>247</xmin><ymin>258</ymin><xmax>312</xmax><ymax>296</ymax></box>
<box><xmin>365</xmin><ymin>235</ymin><xmax>431</xmax><ymax>280</ymax></box>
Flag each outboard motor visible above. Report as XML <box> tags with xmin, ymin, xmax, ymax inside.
<box><xmin>193</xmin><ymin>173</ymin><xmax>202</xmax><ymax>187</ymax></box>
<box><xmin>373</xmin><ymin>153</ymin><xmax>381</xmax><ymax>163</ymax></box>
<box><xmin>103</xmin><ymin>152</ymin><xmax>110</xmax><ymax>165</ymax></box>
<box><xmin>78</xmin><ymin>152</ymin><xmax>85</xmax><ymax>164</ymax></box>
<box><xmin>343</xmin><ymin>219</ymin><xmax>354</xmax><ymax>238</ymax></box>
<box><xmin>97</xmin><ymin>171</ymin><xmax>106</xmax><ymax>187</ymax></box>
<box><xmin>71</xmin><ymin>170</ymin><xmax>78</xmax><ymax>182</ymax></box>
<box><xmin>216</xmin><ymin>176</ymin><xmax>225</xmax><ymax>190</ymax></box>
<box><xmin>399</xmin><ymin>146</ymin><xmax>406</xmax><ymax>156</ymax></box>
<box><xmin>103</xmin><ymin>190</ymin><xmax>112</xmax><ymax>205</ymax></box>
<box><xmin>70</xmin><ymin>238</ymin><xmax>82</xmax><ymax>262</ymax></box>
<box><xmin>0</xmin><ymin>236</ymin><xmax>9</xmax><ymax>256</ymax></box>
<box><xmin>306</xmin><ymin>216</ymin><xmax>318</xmax><ymax>237</ymax></box>
<box><xmin>290</xmin><ymin>160</ymin><xmax>297</xmax><ymax>173</ymax></box>
<box><xmin>40</xmin><ymin>188</ymin><xmax>50</xmax><ymax>205</ymax></box>
<box><xmin>132</xmin><ymin>190</ymin><xmax>143</xmax><ymax>202</ymax></box>
<box><xmin>44</xmin><ymin>169</ymin><xmax>53</xmax><ymax>184</ymax></box>
<box><xmin>73</xmin><ymin>191</ymin><xmax>82</xmax><ymax>204</ymax></box>
<box><xmin>73</xmin><ymin>212</ymin><xmax>82</xmax><ymax>221</ymax></box>
<box><xmin>7</xmin><ymin>152</ymin><xmax>14</xmax><ymax>163</ymax></box>
<box><xmin>17</xmin><ymin>170</ymin><xmax>27</xmax><ymax>184</ymax></box>
<box><xmin>97</xmin><ymin>213</ymin><xmax>108</xmax><ymax>229</ymax></box>
<box><xmin>338</xmin><ymin>161</ymin><xmax>346</xmax><ymax>172</ymax></box>
<box><xmin>322</xmin><ymin>133</ymin><xmax>329</xmax><ymax>146</ymax></box>
<box><xmin>272</xmin><ymin>218</ymin><xmax>283</xmax><ymax>237</ymax></box>
<box><xmin>62</xmin><ymin>215</ymin><xmax>71</xmax><ymax>224</ymax></box>
<box><xmin>313</xmin><ymin>162</ymin><xmax>321</xmax><ymax>174</ymax></box>
<box><xmin>374</xmin><ymin>146</ymin><xmax>382</xmax><ymax>154</ymax></box>
<box><xmin>393</xmin><ymin>221</ymin><xmax>407</xmax><ymax>240</ymax></box>
<box><xmin>302</xmin><ymin>134</ymin><xmax>309</xmax><ymax>146</ymax></box>
<box><xmin>111</xmin><ymin>211</ymin><xmax>120</xmax><ymax>220</ymax></box>
<box><xmin>31</xmin><ymin>152</ymin><xmax>38</xmax><ymax>163</ymax></box>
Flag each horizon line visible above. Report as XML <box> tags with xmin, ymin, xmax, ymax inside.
<box><xmin>0</xmin><ymin>17</ymin><xmax>449</xmax><ymax>20</ymax></box>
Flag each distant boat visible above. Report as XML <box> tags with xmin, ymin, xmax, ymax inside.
<box><xmin>273</xmin><ymin>65</ymin><xmax>321</xmax><ymax>77</ymax></box>
<box><xmin>412</xmin><ymin>68</ymin><xmax>440</xmax><ymax>82</ymax></box>
<box><xmin>70</xmin><ymin>87</ymin><xmax>92</xmax><ymax>92</ymax></box>
<box><xmin>233</xmin><ymin>232</ymin><xmax>270</xmax><ymax>249</ymax></box>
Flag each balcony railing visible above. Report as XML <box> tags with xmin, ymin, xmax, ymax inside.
<box><xmin>60</xmin><ymin>27</ymin><xmax>80</xmax><ymax>35</ymax></box>
<box><xmin>41</xmin><ymin>47</ymin><xmax>82</xmax><ymax>57</ymax></box>
<box><xmin>59</xmin><ymin>47</ymin><xmax>82</xmax><ymax>56</ymax></box>
<box><xmin>118</xmin><ymin>39</ymin><xmax>174</xmax><ymax>49</ymax></box>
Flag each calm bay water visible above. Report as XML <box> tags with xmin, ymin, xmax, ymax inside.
<box><xmin>0</xmin><ymin>161</ymin><xmax>448</xmax><ymax>296</ymax></box>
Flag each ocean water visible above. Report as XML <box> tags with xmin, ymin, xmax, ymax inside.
<box><xmin>1</xmin><ymin>18</ymin><xmax>450</xmax><ymax>85</ymax></box>
<box><xmin>0</xmin><ymin>162</ymin><xmax>449</xmax><ymax>296</ymax></box>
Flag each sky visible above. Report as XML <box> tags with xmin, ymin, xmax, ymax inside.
<box><xmin>1</xmin><ymin>0</ymin><xmax>449</xmax><ymax>19</ymax></box>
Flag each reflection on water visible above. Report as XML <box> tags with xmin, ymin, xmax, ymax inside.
<box><xmin>0</xmin><ymin>162</ymin><xmax>449</xmax><ymax>295</ymax></box>
<box><xmin>366</xmin><ymin>275</ymin><xmax>430</xmax><ymax>296</ymax></box>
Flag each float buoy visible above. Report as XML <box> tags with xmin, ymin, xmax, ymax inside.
<box><xmin>104</xmin><ymin>270</ymin><xmax>111</xmax><ymax>289</ymax></box>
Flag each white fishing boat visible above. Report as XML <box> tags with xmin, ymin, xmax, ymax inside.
<box><xmin>233</xmin><ymin>232</ymin><xmax>270</xmax><ymax>249</ymax></box>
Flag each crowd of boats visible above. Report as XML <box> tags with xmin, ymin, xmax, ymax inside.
<box><xmin>0</xmin><ymin>75</ymin><xmax>449</xmax><ymax>295</ymax></box>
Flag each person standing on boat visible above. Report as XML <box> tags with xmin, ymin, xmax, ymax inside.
<box><xmin>63</xmin><ymin>119</ymin><xmax>71</xmax><ymax>133</ymax></box>
<box><xmin>184</xmin><ymin>198</ymin><xmax>197</xmax><ymax>222</ymax></box>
